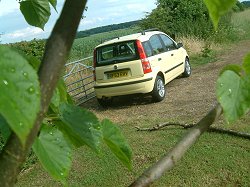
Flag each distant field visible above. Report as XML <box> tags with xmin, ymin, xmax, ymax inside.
<box><xmin>68</xmin><ymin>26</ymin><xmax>141</xmax><ymax>63</ymax></box>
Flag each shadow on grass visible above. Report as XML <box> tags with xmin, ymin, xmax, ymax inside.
<box><xmin>81</xmin><ymin>94</ymin><xmax>155</xmax><ymax>111</ymax></box>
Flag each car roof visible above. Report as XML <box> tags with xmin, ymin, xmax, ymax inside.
<box><xmin>96</xmin><ymin>31</ymin><xmax>166</xmax><ymax>48</ymax></box>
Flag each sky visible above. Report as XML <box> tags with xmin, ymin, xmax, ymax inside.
<box><xmin>0</xmin><ymin>0</ymin><xmax>157</xmax><ymax>44</ymax></box>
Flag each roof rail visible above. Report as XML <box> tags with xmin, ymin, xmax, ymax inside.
<box><xmin>101</xmin><ymin>36</ymin><xmax>120</xmax><ymax>43</ymax></box>
<box><xmin>141</xmin><ymin>28</ymin><xmax>160</xmax><ymax>35</ymax></box>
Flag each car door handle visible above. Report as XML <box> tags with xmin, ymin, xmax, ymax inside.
<box><xmin>158</xmin><ymin>58</ymin><xmax>162</xmax><ymax>61</ymax></box>
<box><xmin>171</xmin><ymin>54</ymin><xmax>174</xmax><ymax>56</ymax></box>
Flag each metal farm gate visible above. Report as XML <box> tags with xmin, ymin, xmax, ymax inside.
<box><xmin>64</xmin><ymin>56</ymin><xmax>95</xmax><ymax>105</ymax></box>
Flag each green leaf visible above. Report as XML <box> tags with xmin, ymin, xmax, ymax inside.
<box><xmin>0</xmin><ymin>46</ymin><xmax>40</xmax><ymax>145</ymax></box>
<box><xmin>203</xmin><ymin>0</ymin><xmax>237</xmax><ymax>29</ymax></box>
<box><xmin>243</xmin><ymin>53</ymin><xmax>250</xmax><ymax>75</ymax></box>
<box><xmin>32</xmin><ymin>124</ymin><xmax>72</xmax><ymax>183</ymax></box>
<box><xmin>20</xmin><ymin>0</ymin><xmax>51</xmax><ymax>29</ymax></box>
<box><xmin>0</xmin><ymin>114</ymin><xmax>11</xmax><ymax>142</ymax></box>
<box><xmin>57</xmin><ymin>79</ymin><xmax>72</xmax><ymax>104</ymax></box>
<box><xmin>58</xmin><ymin>103</ymin><xmax>101</xmax><ymax>151</ymax></box>
<box><xmin>216</xmin><ymin>70</ymin><xmax>250</xmax><ymax>123</ymax></box>
<box><xmin>48</xmin><ymin>0</ymin><xmax>57</xmax><ymax>11</ymax></box>
<box><xmin>101</xmin><ymin>119</ymin><xmax>132</xmax><ymax>170</ymax></box>
<box><xmin>26</xmin><ymin>55</ymin><xmax>41</xmax><ymax>71</ymax></box>
<box><xmin>220</xmin><ymin>64</ymin><xmax>242</xmax><ymax>76</ymax></box>
<box><xmin>50</xmin><ymin>88</ymin><xmax>60</xmax><ymax>113</ymax></box>
<box><xmin>50</xmin><ymin>79</ymin><xmax>72</xmax><ymax>113</ymax></box>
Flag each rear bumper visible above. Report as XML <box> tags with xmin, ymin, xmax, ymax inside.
<box><xmin>94</xmin><ymin>77</ymin><xmax>154</xmax><ymax>98</ymax></box>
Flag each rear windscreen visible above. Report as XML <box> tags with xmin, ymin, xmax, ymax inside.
<box><xmin>96</xmin><ymin>40</ymin><xmax>139</xmax><ymax>67</ymax></box>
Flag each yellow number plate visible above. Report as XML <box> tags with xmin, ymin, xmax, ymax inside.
<box><xmin>107</xmin><ymin>71</ymin><xmax>128</xmax><ymax>79</ymax></box>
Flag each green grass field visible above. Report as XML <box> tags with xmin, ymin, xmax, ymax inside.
<box><xmin>17</xmin><ymin>115</ymin><xmax>250</xmax><ymax>186</ymax></box>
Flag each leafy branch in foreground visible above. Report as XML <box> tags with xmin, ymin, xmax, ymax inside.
<box><xmin>204</xmin><ymin>0</ymin><xmax>237</xmax><ymax>29</ymax></box>
<box><xmin>0</xmin><ymin>0</ymin><xmax>131</xmax><ymax>186</ymax></box>
<box><xmin>217</xmin><ymin>53</ymin><xmax>250</xmax><ymax>123</ymax></box>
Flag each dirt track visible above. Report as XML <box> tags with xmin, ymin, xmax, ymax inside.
<box><xmin>82</xmin><ymin>40</ymin><xmax>250</xmax><ymax>124</ymax></box>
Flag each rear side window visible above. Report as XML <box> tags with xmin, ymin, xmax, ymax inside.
<box><xmin>149</xmin><ymin>35</ymin><xmax>164</xmax><ymax>55</ymax></box>
<box><xmin>160</xmin><ymin>34</ymin><xmax>176</xmax><ymax>51</ymax></box>
<box><xmin>142</xmin><ymin>41</ymin><xmax>153</xmax><ymax>57</ymax></box>
<box><xmin>96</xmin><ymin>41</ymin><xmax>139</xmax><ymax>67</ymax></box>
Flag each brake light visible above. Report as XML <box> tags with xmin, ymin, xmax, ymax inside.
<box><xmin>93</xmin><ymin>49</ymin><xmax>97</xmax><ymax>81</ymax></box>
<box><xmin>136</xmin><ymin>40</ymin><xmax>152</xmax><ymax>74</ymax></box>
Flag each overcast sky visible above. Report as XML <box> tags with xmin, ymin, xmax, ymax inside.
<box><xmin>0</xmin><ymin>0</ymin><xmax>157</xmax><ymax>44</ymax></box>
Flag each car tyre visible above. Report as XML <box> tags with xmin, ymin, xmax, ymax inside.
<box><xmin>182</xmin><ymin>58</ymin><xmax>191</xmax><ymax>77</ymax></box>
<box><xmin>97</xmin><ymin>97</ymin><xmax>113</xmax><ymax>107</ymax></box>
<box><xmin>152</xmin><ymin>76</ymin><xmax>165</xmax><ymax>102</ymax></box>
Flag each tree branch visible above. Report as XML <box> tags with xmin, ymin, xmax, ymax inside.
<box><xmin>130</xmin><ymin>103</ymin><xmax>223</xmax><ymax>187</ymax></box>
<box><xmin>0</xmin><ymin>1</ymin><xmax>87</xmax><ymax>186</ymax></box>
<box><xmin>135</xmin><ymin>123</ymin><xmax>250</xmax><ymax>140</ymax></box>
<box><xmin>135</xmin><ymin>123</ymin><xmax>194</xmax><ymax>131</ymax></box>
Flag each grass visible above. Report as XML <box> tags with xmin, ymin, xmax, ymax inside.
<box><xmin>232</xmin><ymin>8</ymin><xmax>250</xmax><ymax>39</ymax></box>
<box><xmin>181</xmin><ymin>39</ymin><xmax>219</xmax><ymax>68</ymax></box>
<box><xmin>17</xmin><ymin>115</ymin><xmax>250</xmax><ymax>186</ymax></box>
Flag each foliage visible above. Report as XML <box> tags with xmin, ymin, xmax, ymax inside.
<box><xmin>140</xmin><ymin>0</ymin><xmax>245</xmax><ymax>41</ymax></box>
<box><xmin>19</xmin><ymin>0</ymin><xmax>56</xmax><ymax>29</ymax></box>
<box><xmin>0</xmin><ymin>44</ymin><xmax>132</xmax><ymax>183</ymax></box>
<box><xmin>8</xmin><ymin>39</ymin><xmax>46</xmax><ymax>60</ymax></box>
<box><xmin>216</xmin><ymin>55</ymin><xmax>250</xmax><ymax>123</ymax></box>
<box><xmin>0</xmin><ymin>46</ymin><xmax>40</xmax><ymax>145</ymax></box>
<box><xmin>204</xmin><ymin>0</ymin><xmax>237</xmax><ymax>29</ymax></box>
<box><xmin>140</xmin><ymin>0</ymin><xmax>213</xmax><ymax>39</ymax></box>
<box><xmin>232</xmin><ymin>1</ymin><xmax>247</xmax><ymax>12</ymax></box>
<box><xmin>32</xmin><ymin>124</ymin><xmax>73</xmax><ymax>184</ymax></box>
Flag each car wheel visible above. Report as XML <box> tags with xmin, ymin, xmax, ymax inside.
<box><xmin>97</xmin><ymin>97</ymin><xmax>113</xmax><ymax>107</ymax></box>
<box><xmin>182</xmin><ymin>58</ymin><xmax>191</xmax><ymax>77</ymax></box>
<box><xmin>152</xmin><ymin>76</ymin><xmax>165</xmax><ymax>102</ymax></box>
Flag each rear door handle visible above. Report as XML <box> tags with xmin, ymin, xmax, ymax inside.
<box><xmin>158</xmin><ymin>58</ymin><xmax>162</xmax><ymax>61</ymax></box>
<box><xmin>171</xmin><ymin>54</ymin><xmax>174</xmax><ymax>56</ymax></box>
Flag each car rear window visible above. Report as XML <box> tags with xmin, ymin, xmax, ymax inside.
<box><xmin>96</xmin><ymin>40</ymin><xmax>139</xmax><ymax>67</ymax></box>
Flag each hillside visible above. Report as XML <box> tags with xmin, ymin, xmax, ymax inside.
<box><xmin>242</xmin><ymin>1</ymin><xmax>250</xmax><ymax>7</ymax></box>
<box><xmin>75</xmin><ymin>20</ymin><xmax>140</xmax><ymax>39</ymax></box>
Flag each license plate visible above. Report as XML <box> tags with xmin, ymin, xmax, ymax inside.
<box><xmin>106</xmin><ymin>71</ymin><xmax>128</xmax><ymax>79</ymax></box>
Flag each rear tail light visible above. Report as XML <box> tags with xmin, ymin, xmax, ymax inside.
<box><xmin>93</xmin><ymin>49</ymin><xmax>97</xmax><ymax>81</ymax></box>
<box><xmin>136</xmin><ymin>40</ymin><xmax>152</xmax><ymax>74</ymax></box>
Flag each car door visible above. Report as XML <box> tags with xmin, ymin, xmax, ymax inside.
<box><xmin>159</xmin><ymin>34</ymin><xmax>184</xmax><ymax>82</ymax></box>
<box><xmin>147</xmin><ymin>34</ymin><xmax>171</xmax><ymax>79</ymax></box>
